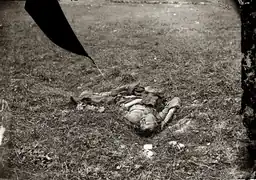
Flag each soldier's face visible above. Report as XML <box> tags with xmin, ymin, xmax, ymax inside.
<box><xmin>140</xmin><ymin>114</ymin><xmax>157</xmax><ymax>131</ymax></box>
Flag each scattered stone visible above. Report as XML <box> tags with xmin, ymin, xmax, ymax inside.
<box><xmin>168</xmin><ymin>141</ymin><xmax>178</xmax><ymax>146</ymax></box>
<box><xmin>174</xmin><ymin>4</ymin><xmax>181</xmax><ymax>7</ymax></box>
<box><xmin>98</xmin><ymin>107</ymin><xmax>105</xmax><ymax>113</ymax></box>
<box><xmin>120</xmin><ymin>145</ymin><xmax>126</xmax><ymax>149</ymax></box>
<box><xmin>0</xmin><ymin>125</ymin><xmax>5</xmax><ymax>146</ymax></box>
<box><xmin>76</xmin><ymin>103</ymin><xmax>83</xmax><ymax>110</ymax></box>
<box><xmin>191</xmin><ymin>91</ymin><xmax>196</xmax><ymax>96</ymax></box>
<box><xmin>45</xmin><ymin>154</ymin><xmax>52</xmax><ymax>161</ymax></box>
<box><xmin>135</xmin><ymin>164</ymin><xmax>142</xmax><ymax>169</ymax></box>
<box><xmin>211</xmin><ymin>159</ymin><xmax>219</xmax><ymax>164</ymax></box>
<box><xmin>234</xmin><ymin>97</ymin><xmax>240</xmax><ymax>103</ymax></box>
<box><xmin>143</xmin><ymin>144</ymin><xmax>153</xmax><ymax>150</ymax></box>
<box><xmin>168</xmin><ymin>141</ymin><xmax>185</xmax><ymax>150</ymax></box>
<box><xmin>143</xmin><ymin>149</ymin><xmax>154</xmax><ymax>159</ymax></box>
<box><xmin>142</xmin><ymin>144</ymin><xmax>154</xmax><ymax>158</ymax></box>
<box><xmin>177</xmin><ymin>143</ymin><xmax>185</xmax><ymax>149</ymax></box>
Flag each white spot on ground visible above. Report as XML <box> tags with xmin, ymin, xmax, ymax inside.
<box><xmin>143</xmin><ymin>150</ymin><xmax>154</xmax><ymax>158</ymax></box>
<box><xmin>168</xmin><ymin>141</ymin><xmax>185</xmax><ymax>150</ymax></box>
<box><xmin>174</xmin><ymin>4</ymin><xmax>181</xmax><ymax>7</ymax></box>
<box><xmin>143</xmin><ymin>144</ymin><xmax>153</xmax><ymax>150</ymax></box>
<box><xmin>0</xmin><ymin>125</ymin><xmax>6</xmax><ymax>146</ymax></box>
<box><xmin>120</xmin><ymin>144</ymin><xmax>126</xmax><ymax>149</ymax></box>
<box><xmin>143</xmin><ymin>144</ymin><xmax>154</xmax><ymax>158</ymax></box>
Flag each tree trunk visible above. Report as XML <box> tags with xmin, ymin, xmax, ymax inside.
<box><xmin>240</xmin><ymin>1</ymin><xmax>256</xmax><ymax>140</ymax></box>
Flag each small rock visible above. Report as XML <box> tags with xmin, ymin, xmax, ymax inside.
<box><xmin>193</xmin><ymin>99</ymin><xmax>200</xmax><ymax>104</ymax></box>
<box><xmin>234</xmin><ymin>97</ymin><xmax>240</xmax><ymax>103</ymax></box>
<box><xmin>190</xmin><ymin>103</ymin><xmax>202</xmax><ymax>108</ymax></box>
<box><xmin>177</xmin><ymin>143</ymin><xmax>185</xmax><ymax>149</ymax></box>
<box><xmin>185</xmin><ymin>62</ymin><xmax>190</xmax><ymax>66</ymax></box>
<box><xmin>131</xmin><ymin>72</ymin><xmax>137</xmax><ymax>77</ymax></box>
<box><xmin>193</xmin><ymin>129</ymin><xmax>199</xmax><ymax>133</ymax></box>
<box><xmin>143</xmin><ymin>144</ymin><xmax>154</xmax><ymax>158</ymax></box>
<box><xmin>169</xmin><ymin>141</ymin><xmax>185</xmax><ymax>150</ymax></box>
<box><xmin>211</xmin><ymin>159</ymin><xmax>218</xmax><ymax>164</ymax></box>
<box><xmin>195</xmin><ymin>21</ymin><xmax>200</xmax><ymax>24</ymax></box>
<box><xmin>168</xmin><ymin>141</ymin><xmax>178</xmax><ymax>146</ymax></box>
<box><xmin>203</xmin><ymin>99</ymin><xmax>208</xmax><ymax>103</ymax></box>
<box><xmin>225</xmin><ymin>97</ymin><xmax>232</xmax><ymax>102</ymax></box>
<box><xmin>144</xmin><ymin>144</ymin><xmax>153</xmax><ymax>150</ymax></box>
<box><xmin>98</xmin><ymin>107</ymin><xmax>105</xmax><ymax>113</ymax></box>
<box><xmin>143</xmin><ymin>150</ymin><xmax>154</xmax><ymax>158</ymax></box>
<box><xmin>45</xmin><ymin>154</ymin><xmax>52</xmax><ymax>161</ymax></box>
<box><xmin>191</xmin><ymin>91</ymin><xmax>196</xmax><ymax>96</ymax></box>
<box><xmin>76</xmin><ymin>103</ymin><xmax>84</xmax><ymax>110</ymax></box>
<box><xmin>0</xmin><ymin>125</ymin><xmax>6</xmax><ymax>146</ymax></box>
<box><xmin>173</xmin><ymin>13</ymin><xmax>177</xmax><ymax>16</ymax></box>
<box><xmin>116</xmin><ymin>165</ymin><xmax>121</xmax><ymax>170</ymax></box>
<box><xmin>135</xmin><ymin>164</ymin><xmax>142</xmax><ymax>169</ymax></box>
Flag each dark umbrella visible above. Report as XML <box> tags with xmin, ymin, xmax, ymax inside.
<box><xmin>24</xmin><ymin>0</ymin><xmax>104</xmax><ymax>75</ymax></box>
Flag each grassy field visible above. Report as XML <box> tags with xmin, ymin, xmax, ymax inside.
<box><xmin>0</xmin><ymin>0</ymin><xmax>251</xmax><ymax>179</ymax></box>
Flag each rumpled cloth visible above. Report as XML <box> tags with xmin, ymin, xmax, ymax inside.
<box><xmin>70</xmin><ymin>83</ymin><xmax>180</xmax><ymax>135</ymax></box>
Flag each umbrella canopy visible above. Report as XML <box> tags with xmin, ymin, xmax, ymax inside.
<box><xmin>25</xmin><ymin>0</ymin><xmax>95</xmax><ymax>64</ymax></box>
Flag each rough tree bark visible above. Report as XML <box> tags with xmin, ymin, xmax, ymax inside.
<box><xmin>240</xmin><ymin>0</ymin><xmax>256</xmax><ymax>140</ymax></box>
